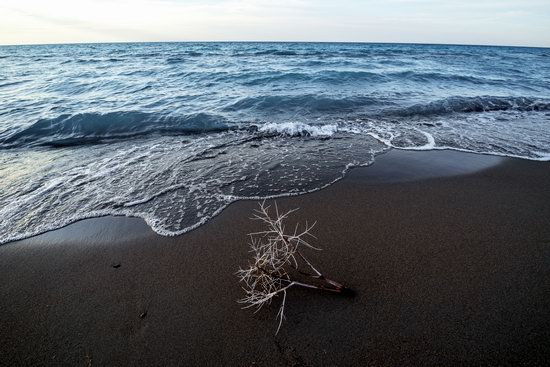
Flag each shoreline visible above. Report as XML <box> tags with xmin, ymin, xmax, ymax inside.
<box><xmin>1</xmin><ymin>149</ymin><xmax>549</xmax><ymax>365</ymax></box>
<box><xmin>0</xmin><ymin>149</ymin><xmax>505</xmax><ymax>246</ymax></box>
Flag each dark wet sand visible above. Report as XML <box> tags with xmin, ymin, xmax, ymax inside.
<box><xmin>1</xmin><ymin>150</ymin><xmax>549</xmax><ymax>366</ymax></box>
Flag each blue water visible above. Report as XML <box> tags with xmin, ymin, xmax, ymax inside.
<box><xmin>1</xmin><ymin>42</ymin><xmax>549</xmax><ymax>243</ymax></box>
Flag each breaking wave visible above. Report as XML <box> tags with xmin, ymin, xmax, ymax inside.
<box><xmin>257</xmin><ymin>122</ymin><xmax>338</xmax><ymax>137</ymax></box>
<box><xmin>394</xmin><ymin>96</ymin><xmax>550</xmax><ymax>117</ymax></box>
<box><xmin>0</xmin><ymin>112</ymin><xmax>231</xmax><ymax>148</ymax></box>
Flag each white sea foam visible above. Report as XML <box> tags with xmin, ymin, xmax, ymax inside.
<box><xmin>401</xmin><ymin>129</ymin><xmax>436</xmax><ymax>150</ymax></box>
<box><xmin>0</xmin><ymin>131</ymin><xmax>387</xmax><ymax>244</ymax></box>
<box><xmin>258</xmin><ymin>122</ymin><xmax>338</xmax><ymax>137</ymax></box>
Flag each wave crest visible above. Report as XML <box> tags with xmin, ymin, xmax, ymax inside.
<box><xmin>257</xmin><ymin>122</ymin><xmax>338</xmax><ymax>137</ymax></box>
<box><xmin>223</xmin><ymin>94</ymin><xmax>382</xmax><ymax>114</ymax></box>
<box><xmin>0</xmin><ymin>112</ymin><xmax>230</xmax><ymax>148</ymax></box>
<box><xmin>395</xmin><ymin>96</ymin><xmax>550</xmax><ymax>117</ymax></box>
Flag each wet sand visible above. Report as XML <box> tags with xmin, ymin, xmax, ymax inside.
<box><xmin>1</xmin><ymin>150</ymin><xmax>549</xmax><ymax>366</ymax></box>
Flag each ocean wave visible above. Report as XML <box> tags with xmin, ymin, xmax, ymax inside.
<box><xmin>256</xmin><ymin>122</ymin><xmax>338</xmax><ymax>137</ymax></box>
<box><xmin>252</xmin><ymin>49</ymin><xmax>298</xmax><ymax>56</ymax></box>
<box><xmin>1</xmin><ymin>96</ymin><xmax>546</xmax><ymax>150</ymax></box>
<box><xmin>232</xmin><ymin>49</ymin><xmax>332</xmax><ymax>57</ymax></box>
<box><xmin>235</xmin><ymin>69</ymin><xmax>510</xmax><ymax>88</ymax></box>
<box><xmin>393</xmin><ymin>96</ymin><xmax>550</xmax><ymax>117</ymax></box>
<box><xmin>0</xmin><ymin>112</ymin><xmax>231</xmax><ymax>148</ymax></box>
<box><xmin>223</xmin><ymin>94</ymin><xmax>550</xmax><ymax>118</ymax></box>
<box><xmin>241</xmin><ymin>70</ymin><xmax>387</xmax><ymax>86</ymax></box>
<box><xmin>0</xmin><ymin>80</ymin><xmax>29</xmax><ymax>89</ymax></box>
<box><xmin>239</xmin><ymin>69</ymin><xmax>512</xmax><ymax>86</ymax></box>
<box><xmin>223</xmin><ymin>94</ymin><xmax>382</xmax><ymax>114</ymax></box>
<box><xmin>0</xmin><ymin>111</ymin><xmax>344</xmax><ymax>149</ymax></box>
<box><xmin>388</xmin><ymin>71</ymin><xmax>502</xmax><ymax>85</ymax></box>
<box><xmin>166</xmin><ymin>57</ymin><xmax>187</xmax><ymax>64</ymax></box>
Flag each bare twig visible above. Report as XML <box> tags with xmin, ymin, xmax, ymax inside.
<box><xmin>237</xmin><ymin>201</ymin><xmax>347</xmax><ymax>334</ymax></box>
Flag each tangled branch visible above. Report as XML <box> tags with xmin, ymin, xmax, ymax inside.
<box><xmin>237</xmin><ymin>201</ymin><xmax>348</xmax><ymax>334</ymax></box>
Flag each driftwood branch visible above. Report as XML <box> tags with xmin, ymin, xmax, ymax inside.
<box><xmin>236</xmin><ymin>201</ymin><xmax>351</xmax><ymax>334</ymax></box>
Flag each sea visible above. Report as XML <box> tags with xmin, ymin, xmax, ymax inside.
<box><xmin>0</xmin><ymin>42</ymin><xmax>549</xmax><ymax>244</ymax></box>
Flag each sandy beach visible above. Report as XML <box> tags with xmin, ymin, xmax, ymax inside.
<box><xmin>1</xmin><ymin>149</ymin><xmax>549</xmax><ymax>366</ymax></box>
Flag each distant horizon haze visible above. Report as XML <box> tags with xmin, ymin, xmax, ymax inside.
<box><xmin>1</xmin><ymin>40</ymin><xmax>550</xmax><ymax>49</ymax></box>
<box><xmin>1</xmin><ymin>0</ymin><xmax>549</xmax><ymax>48</ymax></box>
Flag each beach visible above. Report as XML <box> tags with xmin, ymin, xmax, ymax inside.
<box><xmin>1</xmin><ymin>149</ymin><xmax>549</xmax><ymax>366</ymax></box>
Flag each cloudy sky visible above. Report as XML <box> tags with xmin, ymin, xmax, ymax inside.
<box><xmin>1</xmin><ymin>0</ymin><xmax>549</xmax><ymax>46</ymax></box>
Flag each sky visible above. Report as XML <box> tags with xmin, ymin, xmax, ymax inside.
<box><xmin>0</xmin><ymin>0</ymin><xmax>549</xmax><ymax>47</ymax></box>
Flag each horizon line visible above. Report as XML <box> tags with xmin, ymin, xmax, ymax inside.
<box><xmin>1</xmin><ymin>40</ymin><xmax>549</xmax><ymax>49</ymax></box>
